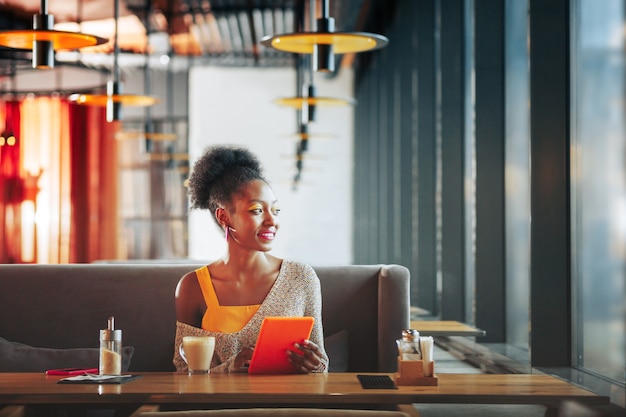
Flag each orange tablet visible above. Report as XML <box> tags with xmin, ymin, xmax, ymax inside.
<box><xmin>247</xmin><ymin>316</ymin><xmax>314</xmax><ymax>375</ymax></box>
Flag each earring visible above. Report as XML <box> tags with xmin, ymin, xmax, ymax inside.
<box><xmin>225</xmin><ymin>226</ymin><xmax>236</xmax><ymax>240</ymax></box>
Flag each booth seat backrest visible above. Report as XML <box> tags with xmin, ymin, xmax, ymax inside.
<box><xmin>315</xmin><ymin>264</ymin><xmax>410</xmax><ymax>372</ymax></box>
<box><xmin>0</xmin><ymin>264</ymin><xmax>409</xmax><ymax>372</ymax></box>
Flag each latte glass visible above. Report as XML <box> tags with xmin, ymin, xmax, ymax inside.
<box><xmin>179</xmin><ymin>336</ymin><xmax>215</xmax><ymax>375</ymax></box>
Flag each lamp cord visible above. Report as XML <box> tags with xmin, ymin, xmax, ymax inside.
<box><xmin>310</xmin><ymin>0</ymin><xmax>316</xmax><ymax>31</ymax></box>
<box><xmin>113</xmin><ymin>0</ymin><xmax>120</xmax><ymax>84</ymax></box>
<box><xmin>308</xmin><ymin>0</ymin><xmax>315</xmax><ymax>84</ymax></box>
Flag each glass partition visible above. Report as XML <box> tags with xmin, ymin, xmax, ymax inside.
<box><xmin>504</xmin><ymin>0</ymin><xmax>530</xmax><ymax>352</ymax></box>
<box><xmin>571</xmin><ymin>0</ymin><xmax>626</xmax><ymax>384</ymax></box>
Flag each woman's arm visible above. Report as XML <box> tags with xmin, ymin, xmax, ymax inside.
<box><xmin>175</xmin><ymin>271</ymin><xmax>205</xmax><ymax>327</ymax></box>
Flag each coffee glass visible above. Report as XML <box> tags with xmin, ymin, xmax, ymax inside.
<box><xmin>179</xmin><ymin>336</ymin><xmax>215</xmax><ymax>375</ymax></box>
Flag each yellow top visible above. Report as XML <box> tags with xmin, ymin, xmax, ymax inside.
<box><xmin>196</xmin><ymin>266</ymin><xmax>260</xmax><ymax>333</ymax></box>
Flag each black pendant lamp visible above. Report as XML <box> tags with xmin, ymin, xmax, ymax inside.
<box><xmin>261</xmin><ymin>0</ymin><xmax>388</xmax><ymax>72</ymax></box>
<box><xmin>0</xmin><ymin>0</ymin><xmax>107</xmax><ymax>69</ymax></box>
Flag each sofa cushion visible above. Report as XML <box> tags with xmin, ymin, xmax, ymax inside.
<box><xmin>0</xmin><ymin>337</ymin><xmax>134</xmax><ymax>372</ymax></box>
<box><xmin>324</xmin><ymin>330</ymin><xmax>349</xmax><ymax>372</ymax></box>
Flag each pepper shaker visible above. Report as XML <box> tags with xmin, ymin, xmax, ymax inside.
<box><xmin>99</xmin><ymin>316</ymin><xmax>122</xmax><ymax>375</ymax></box>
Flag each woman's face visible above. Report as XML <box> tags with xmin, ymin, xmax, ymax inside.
<box><xmin>227</xmin><ymin>179</ymin><xmax>280</xmax><ymax>251</ymax></box>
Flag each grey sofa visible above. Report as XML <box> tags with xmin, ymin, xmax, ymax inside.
<box><xmin>0</xmin><ymin>263</ymin><xmax>410</xmax><ymax>373</ymax></box>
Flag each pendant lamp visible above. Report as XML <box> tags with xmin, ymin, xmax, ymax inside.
<box><xmin>115</xmin><ymin>131</ymin><xmax>177</xmax><ymax>141</ymax></box>
<box><xmin>285</xmin><ymin>129</ymin><xmax>334</xmax><ymax>141</ymax></box>
<box><xmin>261</xmin><ymin>0</ymin><xmax>388</xmax><ymax>72</ymax></box>
<box><xmin>146</xmin><ymin>152</ymin><xmax>189</xmax><ymax>162</ymax></box>
<box><xmin>69</xmin><ymin>0</ymin><xmax>157</xmax><ymax>121</ymax></box>
<box><xmin>285</xmin><ymin>143</ymin><xmax>326</xmax><ymax>190</ymax></box>
<box><xmin>275</xmin><ymin>55</ymin><xmax>354</xmax><ymax>118</ymax></box>
<box><xmin>277</xmin><ymin>52</ymin><xmax>353</xmax><ymax>128</ymax></box>
<box><xmin>116</xmin><ymin>1</ymin><xmax>173</xmax><ymax>142</ymax></box>
<box><xmin>275</xmin><ymin>84</ymin><xmax>355</xmax><ymax>123</ymax></box>
<box><xmin>296</xmin><ymin>123</ymin><xmax>310</xmax><ymax>153</ymax></box>
<box><xmin>275</xmin><ymin>94</ymin><xmax>354</xmax><ymax>108</ymax></box>
<box><xmin>0</xmin><ymin>0</ymin><xmax>107</xmax><ymax>69</ymax></box>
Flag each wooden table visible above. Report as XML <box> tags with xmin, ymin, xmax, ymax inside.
<box><xmin>0</xmin><ymin>372</ymin><xmax>608</xmax><ymax>414</ymax></box>
<box><xmin>410</xmin><ymin>320</ymin><xmax>486</xmax><ymax>337</ymax></box>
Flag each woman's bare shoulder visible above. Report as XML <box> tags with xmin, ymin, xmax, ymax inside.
<box><xmin>176</xmin><ymin>261</ymin><xmax>220</xmax><ymax>292</ymax></box>
<box><xmin>176</xmin><ymin>268</ymin><xmax>200</xmax><ymax>295</ymax></box>
<box><xmin>175</xmin><ymin>267</ymin><xmax>207</xmax><ymax>327</ymax></box>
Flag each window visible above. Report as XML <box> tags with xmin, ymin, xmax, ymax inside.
<box><xmin>571</xmin><ymin>0</ymin><xmax>626</xmax><ymax>384</ymax></box>
<box><xmin>504</xmin><ymin>0</ymin><xmax>530</xmax><ymax>352</ymax></box>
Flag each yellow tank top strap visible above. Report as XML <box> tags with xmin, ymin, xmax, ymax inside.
<box><xmin>195</xmin><ymin>266</ymin><xmax>219</xmax><ymax>310</ymax></box>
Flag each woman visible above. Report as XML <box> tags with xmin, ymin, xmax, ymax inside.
<box><xmin>173</xmin><ymin>145</ymin><xmax>328</xmax><ymax>373</ymax></box>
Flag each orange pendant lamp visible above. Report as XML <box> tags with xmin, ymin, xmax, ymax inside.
<box><xmin>0</xmin><ymin>0</ymin><xmax>107</xmax><ymax>69</ymax></box>
<box><xmin>261</xmin><ymin>0</ymin><xmax>388</xmax><ymax>72</ymax></box>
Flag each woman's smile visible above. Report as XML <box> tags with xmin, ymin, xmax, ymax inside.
<box><xmin>258</xmin><ymin>230</ymin><xmax>276</xmax><ymax>241</ymax></box>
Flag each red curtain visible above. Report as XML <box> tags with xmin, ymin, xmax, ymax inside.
<box><xmin>68</xmin><ymin>102</ymin><xmax>120</xmax><ymax>262</ymax></box>
<box><xmin>0</xmin><ymin>101</ymin><xmax>23</xmax><ymax>263</ymax></box>
<box><xmin>0</xmin><ymin>97</ymin><xmax>118</xmax><ymax>263</ymax></box>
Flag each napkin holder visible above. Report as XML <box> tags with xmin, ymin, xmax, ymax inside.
<box><xmin>394</xmin><ymin>357</ymin><xmax>438</xmax><ymax>386</ymax></box>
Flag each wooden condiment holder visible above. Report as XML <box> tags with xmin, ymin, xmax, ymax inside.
<box><xmin>394</xmin><ymin>357</ymin><xmax>438</xmax><ymax>386</ymax></box>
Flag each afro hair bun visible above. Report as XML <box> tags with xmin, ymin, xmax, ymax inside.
<box><xmin>188</xmin><ymin>145</ymin><xmax>266</xmax><ymax>212</ymax></box>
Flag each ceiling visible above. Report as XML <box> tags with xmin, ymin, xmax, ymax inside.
<box><xmin>0</xmin><ymin>0</ymin><xmax>376</xmax><ymax>77</ymax></box>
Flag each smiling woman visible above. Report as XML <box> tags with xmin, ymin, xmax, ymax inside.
<box><xmin>172</xmin><ymin>145</ymin><xmax>329</xmax><ymax>375</ymax></box>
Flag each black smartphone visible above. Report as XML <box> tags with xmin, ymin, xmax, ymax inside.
<box><xmin>356</xmin><ymin>374</ymin><xmax>397</xmax><ymax>389</ymax></box>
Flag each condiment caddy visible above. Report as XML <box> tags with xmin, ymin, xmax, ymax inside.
<box><xmin>394</xmin><ymin>329</ymin><xmax>438</xmax><ymax>386</ymax></box>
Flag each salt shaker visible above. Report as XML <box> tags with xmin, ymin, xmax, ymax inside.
<box><xmin>396</xmin><ymin>329</ymin><xmax>422</xmax><ymax>360</ymax></box>
<box><xmin>99</xmin><ymin>316</ymin><xmax>122</xmax><ymax>375</ymax></box>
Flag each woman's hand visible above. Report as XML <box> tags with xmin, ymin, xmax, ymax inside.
<box><xmin>288</xmin><ymin>339</ymin><xmax>324</xmax><ymax>373</ymax></box>
<box><xmin>233</xmin><ymin>346</ymin><xmax>254</xmax><ymax>371</ymax></box>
